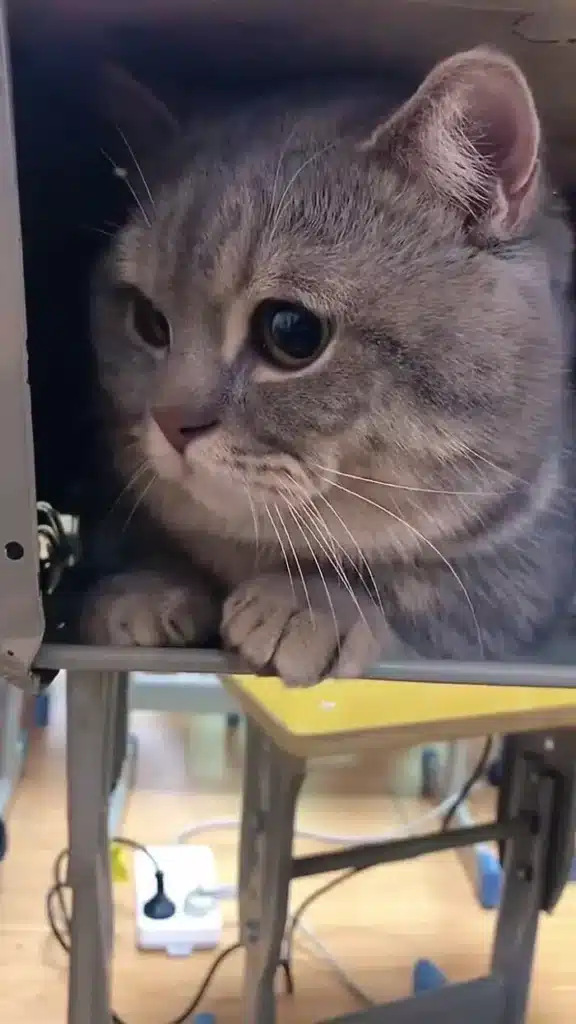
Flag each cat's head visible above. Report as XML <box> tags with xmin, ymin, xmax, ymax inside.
<box><xmin>92</xmin><ymin>49</ymin><xmax>571</xmax><ymax>555</ymax></box>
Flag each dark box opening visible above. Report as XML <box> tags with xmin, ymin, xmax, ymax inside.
<box><xmin>11</xmin><ymin>13</ymin><xmax>426</xmax><ymax>641</ymax></box>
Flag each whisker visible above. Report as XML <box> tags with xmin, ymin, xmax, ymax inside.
<box><xmin>100</xmin><ymin>147</ymin><xmax>151</xmax><ymax>228</ymax></box>
<box><xmin>263</xmin><ymin>503</ymin><xmax>295</xmax><ymax>599</ymax></box>
<box><xmin>447</xmin><ymin>441</ymin><xmax>575</xmax><ymax>498</ymax></box>
<box><xmin>100</xmin><ymin>147</ymin><xmax>122</xmax><ymax>172</ymax></box>
<box><xmin>313</xmin><ymin>462</ymin><xmax>500</xmax><ymax>497</ymax></box>
<box><xmin>449</xmin><ymin>440</ymin><xmax>523</xmax><ymax>484</ymax></box>
<box><xmin>122</xmin><ymin>177</ymin><xmax>152</xmax><ymax>229</ymax></box>
<box><xmin>115</xmin><ymin>125</ymin><xmax>156</xmax><ymax>211</ymax></box>
<box><xmin>281</xmin><ymin>476</ymin><xmax>381</xmax><ymax>614</ymax></box>
<box><xmin>243</xmin><ymin>479</ymin><xmax>260</xmax><ymax>556</ymax></box>
<box><xmin>444</xmin><ymin>450</ymin><xmax>492</xmax><ymax>490</ymax></box>
<box><xmin>432</xmin><ymin>426</ymin><xmax>566</xmax><ymax>493</ymax></box>
<box><xmin>282</xmin><ymin>489</ymin><xmax>370</xmax><ymax>633</ymax></box>
<box><xmin>266</xmin><ymin>123</ymin><xmax>299</xmax><ymax>230</ymax></box>
<box><xmin>312</xmin><ymin>488</ymin><xmax>386</xmax><ymax>620</ymax></box>
<box><xmin>281</xmin><ymin>479</ymin><xmax>341</xmax><ymax>562</ymax></box>
<box><xmin>105</xmin><ymin>462</ymin><xmax>153</xmax><ymax>521</ymax></box>
<box><xmin>121</xmin><ymin>473</ymin><xmax>157</xmax><ymax>534</ymax></box>
<box><xmin>276</xmin><ymin>474</ymin><xmax>387</xmax><ymax>621</ymax></box>
<box><xmin>268</xmin><ymin>143</ymin><xmax>335</xmax><ymax>244</ymax></box>
<box><xmin>119</xmin><ymin>436</ymin><xmax>146</xmax><ymax>451</ymax></box>
<box><xmin>273</xmin><ymin>504</ymin><xmax>314</xmax><ymax>622</ymax></box>
<box><xmin>81</xmin><ymin>224</ymin><xmax>115</xmax><ymax>238</ymax></box>
<box><xmin>317</xmin><ymin>475</ymin><xmax>484</xmax><ymax>657</ymax></box>
<box><xmin>280</xmin><ymin>494</ymin><xmax>341</xmax><ymax>649</ymax></box>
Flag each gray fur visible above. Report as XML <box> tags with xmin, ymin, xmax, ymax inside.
<box><xmin>82</xmin><ymin>48</ymin><xmax>575</xmax><ymax>684</ymax></box>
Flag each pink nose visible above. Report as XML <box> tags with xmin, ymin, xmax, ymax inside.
<box><xmin>151</xmin><ymin>405</ymin><xmax>219</xmax><ymax>454</ymax></box>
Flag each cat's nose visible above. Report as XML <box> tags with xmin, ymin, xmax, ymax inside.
<box><xmin>151</xmin><ymin>404</ymin><xmax>220</xmax><ymax>454</ymax></box>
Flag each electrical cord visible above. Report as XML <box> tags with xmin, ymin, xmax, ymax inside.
<box><xmin>46</xmin><ymin>745</ymin><xmax>494</xmax><ymax>1019</ymax></box>
<box><xmin>441</xmin><ymin>736</ymin><xmax>494</xmax><ymax>832</ymax></box>
<box><xmin>37</xmin><ymin>502</ymin><xmax>79</xmax><ymax>596</ymax></box>
<box><xmin>282</xmin><ymin>739</ymin><xmax>497</xmax><ymax>992</ymax></box>
<box><xmin>283</xmin><ymin>868</ymin><xmax>371</xmax><ymax>1003</ymax></box>
<box><xmin>46</xmin><ymin>841</ymin><xmax>292</xmax><ymax>1024</ymax></box>
<box><xmin>47</xmin><ymin>839</ymin><xmax>163</xmax><ymax>958</ymax></box>
<box><xmin>175</xmin><ymin>753</ymin><xmax>493</xmax><ymax>1007</ymax></box>
<box><xmin>295</xmin><ymin>919</ymin><xmax>374</xmax><ymax>1006</ymax></box>
<box><xmin>175</xmin><ymin>789</ymin><xmax>470</xmax><ymax>848</ymax></box>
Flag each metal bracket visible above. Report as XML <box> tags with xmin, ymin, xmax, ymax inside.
<box><xmin>497</xmin><ymin>729</ymin><xmax>576</xmax><ymax>911</ymax></box>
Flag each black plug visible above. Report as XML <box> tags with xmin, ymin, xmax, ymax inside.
<box><xmin>143</xmin><ymin>870</ymin><xmax>176</xmax><ymax>920</ymax></box>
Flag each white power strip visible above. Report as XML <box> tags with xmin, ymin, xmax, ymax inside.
<box><xmin>134</xmin><ymin>845</ymin><xmax>223</xmax><ymax>957</ymax></box>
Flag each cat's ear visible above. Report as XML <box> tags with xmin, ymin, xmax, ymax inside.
<box><xmin>363</xmin><ymin>47</ymin><xmax>541</xmax><ymax>238</ymax></box>
<box><xmin>99</xmin><ymin>63</ymin><xmax>179</xmax><ymax>157</ymax></box>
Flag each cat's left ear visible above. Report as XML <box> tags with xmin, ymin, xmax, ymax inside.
<box><xmin>99</xmin><ymin>63</ymin><xmax>179</xmax><ymax>158</ymax></box>
<box><xmin>363</xmin><ymin>47</ymin><xmax>541</xmax><ymax>239</ymax></box>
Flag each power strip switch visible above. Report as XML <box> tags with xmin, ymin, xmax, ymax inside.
<box><xmin>134</xmin><ymin>844</ymin><xmax>223</xmax><ymax>957</ymax></box>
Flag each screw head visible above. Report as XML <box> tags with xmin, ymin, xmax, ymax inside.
<box><xmin>516</xmin><ymin>865</ymin><xmax>534</xmax><ymax>883</ymax></box>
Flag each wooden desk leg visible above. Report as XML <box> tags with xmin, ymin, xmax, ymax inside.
<box><xmin>66</xmin><ymin>670</ymin><xmax>120</xmax><ymax>1024</ymax></box>
<box><xmin>239</xmin><ymin>720</ymin><xmax>305</xmax><ymax>1024</ymax></box>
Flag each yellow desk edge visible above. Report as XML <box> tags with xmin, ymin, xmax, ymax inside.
<box><xmin>224</xmin><ymin>675</ymin><xmax>576</xmax><ymax>757</ymax></box>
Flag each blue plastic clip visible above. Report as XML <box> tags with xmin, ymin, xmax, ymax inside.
<box><xmin>413</xmin><ymin>959</ymin><xmax>447</xmax><ymax>994</ymax></box>
<box><xmin>476</xmin><ymin>847</ymin><xmax>503</xmax><ymax>909</ymax></box>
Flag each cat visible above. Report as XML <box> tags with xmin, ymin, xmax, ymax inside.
<box><xmin>81</xmin><ymin>47</ymin><xmax>575</xmax><ymax>685</ymax></box>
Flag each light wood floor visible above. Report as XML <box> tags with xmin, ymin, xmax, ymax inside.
<box><xmin>1</xmin><ymin>683</ymin><xmax>575</xmax><ymax>1024</ymax></box>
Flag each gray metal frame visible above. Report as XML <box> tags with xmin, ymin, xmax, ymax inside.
<box><xmin>32</xmin><ymin>641</ymin><xmax>576</xmax><ymax>687</ymax></box>
<box><xmin>237</xmin><ymin>725</ymin><xmax>572</xmax><ymax>1024</ymax></box>
<box><xmin>0</xmin><ymin>0</ymin><xmax>44</xmax><ymax>694</ymax></box>
<box><xmin>0</xmin><ymin>680</ymin><xmax>25</xmax><ymax>816</ymax></box>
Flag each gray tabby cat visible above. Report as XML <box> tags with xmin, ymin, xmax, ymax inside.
<box><xmin>83</xmin><ymin>47</ymin><xmax>575</xmax><ymax>685</ymax></box>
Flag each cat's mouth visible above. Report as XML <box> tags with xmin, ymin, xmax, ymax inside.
<box><xmin>145</xmin><ymin>414</ymin><xmax>326</xmax><ymax>504</ymax></box>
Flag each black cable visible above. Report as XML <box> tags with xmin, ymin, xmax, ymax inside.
<box><xmin>112</xmin><ymin>836</ymin><xmax>163</xmax><ymax>870</ymax></box>
<box><xmin>46</xmin><ymin>839</ymin><xmax>162</xmax><ymax>955</ymax></box>
<box><xmin>48</xmin><ymin>752</ymin><xmax>494</xmax><ymax>1023</ymax></box>
<box><xmin>45</xmin><ymin>841</ymin><xmax>290</xmax><ymax>1024</ymax></box>
<box><xmin>284</xmin><ymin>742</ymin><xmax>494</xmax><ymax>977</ymax></box>
<box><xmin>283</xmin><ymin>867</ymin><xmax>360</xmax><ymax>977</ymax></box>
<box><xmin>441</xmin><ymin>736</ymin><xmax>494</xmax><ymax>832</ymax></box>
<box><xmin>116</xmin><ymin>942</ymin><xmax>243</xmax><ymax>1024</ymax></box>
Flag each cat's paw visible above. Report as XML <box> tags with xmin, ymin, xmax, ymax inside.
<box><xmin>80</xmin><ymin>570</ymin><xmax>219</xmax><ymax>647</ymax></box>
<box><xmin>222</xmin><ymin>574</ymin><xmax>391</xmax><ymax>686</ymax></box>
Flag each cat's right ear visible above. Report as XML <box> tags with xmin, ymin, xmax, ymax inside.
<box><xmin>99</xmin><ymin>63</ymin><xmax>179</xmax><ymax>158</ymax></box>
<box><xmin>362</xmin><ymin>48</ymin><xmax>541</xmax><ymax>240</ymax></box>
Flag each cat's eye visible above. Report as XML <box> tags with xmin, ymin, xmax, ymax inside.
<box><xmin>250</xmin><ymin>299</ymin><xmax>333</xmax><ymax>370</ymax></box>
<box><xmin>122</xmin><ymin>285</ymin><xmax>172</xmax><ymax>351</ymax></box>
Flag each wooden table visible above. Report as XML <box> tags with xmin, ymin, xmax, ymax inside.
<box><xmin>221</xmin><ymin>673</ymin><xmax>576</xmax><ymax>1024</ymax></box>
<box><xmin>32</xmin><ymin>644</ymin><xmax>576</xmax><ymax>1024</ymax></box>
